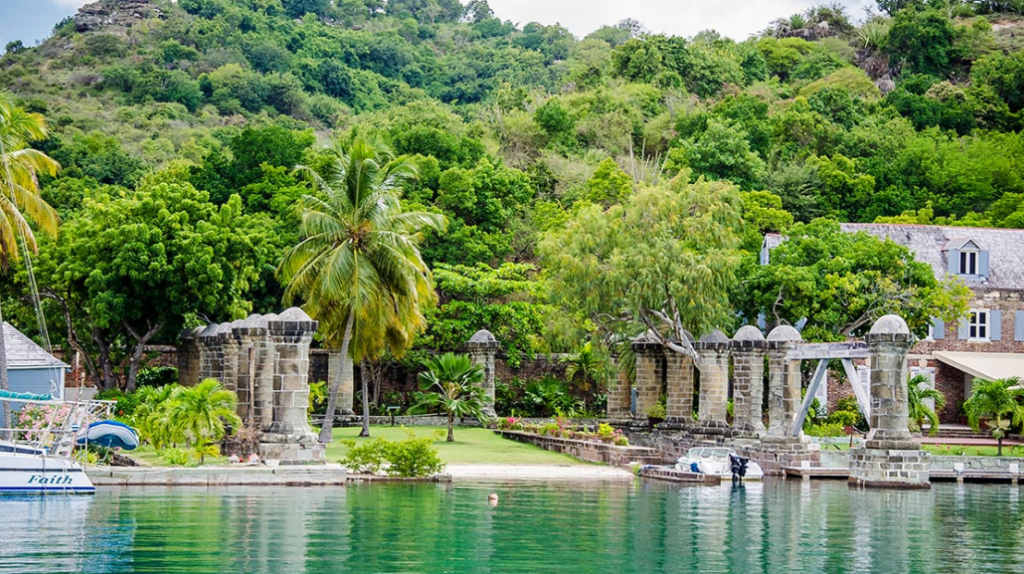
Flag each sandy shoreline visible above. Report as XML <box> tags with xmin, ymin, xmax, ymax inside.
<box><xmin>444</xmin><ymin>464</ymin><xmax>634</xmax><ymax>481</ymax></box>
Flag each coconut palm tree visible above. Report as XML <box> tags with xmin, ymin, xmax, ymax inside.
<box><xmin>411</xmin><ymin>353</ymin><xmax>486</xmax><ymax>442</ymax></box>
<box><xmin>0</xmin><ymin>92</ymin><xmax>59</xmax><ymax>431</ymax></box>
<box><xmin>963</xmin><ymin>376</ymin><xmax>1024</xmax><ymax>456</ymax></box>
<box><xmin>167</xmin><ymin>379</ymin><xmax>242</xmax><ymax>456</ymax></box>
<box><xmin>907</xmin><ymin>374</ymin><xmax>945</xmax><ymax>436</ymax></box>
<box><xmin>278</xmin><ymin>139</ymin><xmax>446</xmax><ymax>442</ymax></box>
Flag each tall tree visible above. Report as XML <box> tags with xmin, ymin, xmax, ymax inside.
<box><xmin>0</xmin><ymin>92</ymin><xmax>59</xmax><ymax>429</ymax></box>
<box><xmin>43</xmin><ymin>166</ymin><xmax>275</xmax><ymax>391</ymax></box>
<box><xmin>540</xmin><ymin>176</ymin><xmax>745</xmax><ymax>359</ymax></box>
<box><xmin>741</xmin><ymin>219</ymin><xmax>971</xmax><ymax>341</ymax></box>
<box><xmin>279</xmin><ymin>139</ymin><xmax>446</xmax><ymax>441</ymax></box>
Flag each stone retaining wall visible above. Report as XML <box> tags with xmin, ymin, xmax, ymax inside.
<box><xmin>497</xmin><ymin>431</ymin><xmax>667</xmax><ymax>467</ymax></box>
<box><xmin>929</xmin><ymin>456</ymin><xmax>1024</xmax><ymax>473</ymax></box>
<box><xmin>88</xmin><ymin>465</ymin><xmax>348</xmax><ymax>486</ymax></box>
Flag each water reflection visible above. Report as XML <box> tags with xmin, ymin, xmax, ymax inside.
<box><xmin>0</xmin><ymin>481</ymin><xmax>1022</xmax><ymax>574</ymax></box>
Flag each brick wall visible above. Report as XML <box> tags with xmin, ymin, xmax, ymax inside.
<box><xmin>913</xmin><ymin>288</ymin><xmax>1024</xmax><ymax>355</ymax></box>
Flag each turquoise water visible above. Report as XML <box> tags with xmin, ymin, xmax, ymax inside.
<box><xmin>1</xmin><ymin>480</ymin><xmax>1022</xmax><ymax>574</ymax></box>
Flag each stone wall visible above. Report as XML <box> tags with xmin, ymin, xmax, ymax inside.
<box><xmin>498</xmin><ymin>431</ymin><xmax>667</xmax><ymax>467</ymax></box>
<box><xmin>929</xmin><ymin>456</ymin><xmax>1024</xmax><ymax>473</ymax></box>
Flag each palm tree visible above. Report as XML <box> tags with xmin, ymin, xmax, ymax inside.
<box><xmin>167</xmin><ymin>379</ymin><xmax>242</xmax><ymax>457</ymax></box>
<box><xmin>963</xmin><ymin>377</ymin><xmax>1024</xmax><ymax>456</ymax></box>
<box><xmin>562</xmin><ymin>341</ymin><xmax>610</xmax><ymax>412</ymax></box>
<box><xmin>907</xmin><ymin>374</ymin><xmax>946</xmax><ymax>436</ymax></box>
<box><xmin>411</xmin><ymin>353</ymin><xmax>486</xmax><ymax>442</ymax></box>
<box><xmin>0</xmin><ymin>92</ymin><xmax>59</xmax><ymax>431</ymax></box>
<box><xmin>279</xmin><ymin>139</ymin><xmax>446</xmax><ymax>442</ymax></box>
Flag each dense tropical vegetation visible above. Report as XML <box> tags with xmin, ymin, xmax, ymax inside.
<box><xmin>1</xmin><ymin>0</ymin><xmax>1022</xmax><ymax>415</ymax></box>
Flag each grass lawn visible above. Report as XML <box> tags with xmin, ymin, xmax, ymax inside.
<box><xmin>922</xmin><ymin>444</ymin><xmax>1024</xmax><ymax>457</ymax></box>
<box><xmin>125</xmin><ymin>444</ymin><xmax>229</xmax><ymax>467</ymax></box>
<box><xmin>324</xmin><ymin>425</ymin><xmax>584</xmax><ymax>466</ymax></box>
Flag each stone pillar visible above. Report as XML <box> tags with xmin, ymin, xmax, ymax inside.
<box><xmin>631</xmin><ymin>331</ymin><xmax>663</xmax><ymax>422</ymax></box>
<box><xmin>694</xmin><ymin>330</ymin><xmax>731</xmax><ymax>433</ymax></box>
<box><xmin>261</xmin><ymin>308</ymin><xmax>321</xmax><ymax>462</ymax></box>
<box><xmin>663</xmin><ymin>344</ymin><xmax>694</xmax><ymax>429</ymax></box>
<box><xmin>177</xmin><ymin>327</ymin><xmax>203</xmax><ymax>386</ymax></box>
<box><xmin>328</xmin><ymin>349</ymin><xmax>356</xmax><ymax>416</ymax></box>
<box><xmin>217</xmin><ymin>320</ymin><xmax>243</xmax><ymax>394</ymax></box>
<box><xmin>197</xmin><ymin>323</ymin><xmax>222</xmax><ymax>384</ymax></box>
<box><xmin>233</xmin><ymin>315</ymin><xmax>263</xmax><ymax>426</ymax></box>
<box><xmin>466</xmin><ymin>330</ymin><xmax>500</xmax><ymax>418</ymax></box>
<box><xmin>253</xmin><ymin>314</ymin><xmax>277</xmax><ymax>430</ymax></box>
<box><xmin>765</xmin><ymin>325</ymin><xmax>802</xmax><ymax>438</ymax></box>
<box><xmin>732</xmin><ymin>326</ymin><xmax>766</xmax><ymax>437</ymax></box>
<box><xmin>606</xmin><ymin>358</ymin><xmax>633</xmax><ymax>420</ymax></box>
<box><xmin>850</xmin><ymin>315</ymin><xmax>929</xmax><ymax>488</ymax></box>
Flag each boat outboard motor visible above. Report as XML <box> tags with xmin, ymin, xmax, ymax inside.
<box><xmin>729</xmin><ymin>453</ymin><xmax>750</xmax><ymax>483</ymax></box>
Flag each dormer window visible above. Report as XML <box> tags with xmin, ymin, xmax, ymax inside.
<box><xmin>960</xmin><ymin>250</ymin><xmax>978</xmax><ymax>276</ymax></box>
<box><xmin>945</xmin><ymin>238</ymin><xmax>989</xmax><ymax>279</ymax></box>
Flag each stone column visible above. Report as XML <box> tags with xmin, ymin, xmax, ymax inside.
<box><xmin>664</xmin><ymin>343</ymin><xmax>694</xmax><ymax>429</ymax></box>
<box><xmin>466</xmin><ymin>330</ymin><xmax>500</xmax><ymax>418</ymax></box>
<box><xmin>177</xmin><ymin>327</ymin><xmax>203</xmax><ymax>386</ymax></box>
<box><xmin>217</xmin><ymin>320</ymin><xmax>243</xmax><ymax>393</ymax></box>
<box><xmin>197</xmin><ymin>323</ymin><xmax>222</xmax><ymax>384</ymax></box>
<box><xmin>631</xmin><ymin>332</ymin><xmax>663</xmax><ymax>422</ymax></box>
<box><xmin>253</xmin><ymin>314</ymin><xmax>277</xmax><ymax>430</ymax></box>
<box><xmin>864</xmin><ymin>316</ymin><xmax>917</xmax><ymax>450</ymax></box>
<box><xmin>233</xmin><ymin>315</ymin><xmax>263</xmax><ymax>426</ymax></box>
<box><xmin>849</xmin><ymin>315</ymin><xmax>929</xmax><ymax>488</ymax></box>
<box><xmin>765</xmin><ymin>325</ymin><xmax>802</xmax><ymax>438</ymax></box>
<box><xmin>732</xmin><ymin>326</ymin><xmax>766</xmax><ymax>437</ymax></box>
<box><xmin>328</xmin><ymin>349</ymin><xmax>356</xmax><ymax>416</ymax></box>
<box><xmin>694</xmin><ymin>330</ymin><xmax>731</xmax><ymax>433</ymax></box>
<box><xmin>261</xmin><ymin>308</ymin><xmax>320</xmax><ymax>462</ymax></box>
<box><xmin>606</xmin><ymin>358</ymin><xmax>633</xmax><ymax>419</ymax></box>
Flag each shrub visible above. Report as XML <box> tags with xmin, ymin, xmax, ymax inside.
<box><xmin>827</xmin><ymin>410</ymin><xmax>861</xmax><ymax>427</ymax></box>
<box><xmin>136</xmin><ymin>367</ymin><xmax>178</xmax><ymax>388</ymax></box>
<box><xmin>597</xmin><ymin>423</ymin><xmax>616</xmax><ymax>441</ymax></box>
<box><xmin>538</xmin><ymin>422</ymin><xmax>560</xmax><ymax>436</ymax></box>
<box><xmin>613</xmin><ymin>435</ymin><xmax>629</xmax><ymax>446</ymax></box>
<box><xmin>804</xmin><ymin>422</ymin><xmax>847</xmax><ymax>437</ymax></box>
<box><xmin>161</xmin><ymin>448</ymin><xmax>190</xmax><ymax>466</ymax></box>
<box><xmin>340</xmin><ymin>438</ymin><xmax>390</xmax><ymax>474</ymax></box>
<box><xmin>384</xmin><ymin>431</ymin><xmax>446</xmax><ymax>478</ymax></box>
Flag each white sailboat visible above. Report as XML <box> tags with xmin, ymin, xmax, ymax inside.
<box><xmin>0</xmin><ymin>390</ymin><xmax>103</xmax><ymax>494</ymax></box>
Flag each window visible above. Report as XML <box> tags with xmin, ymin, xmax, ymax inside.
<box><xmin>969</xmin><ymin>310</ymin><xmax>989</xmax><ymax>340</ymax></box>
<box><xmin>960</xmin><ymin>250</ymin><xmax>978</xmax><ymax>275</ymax></box>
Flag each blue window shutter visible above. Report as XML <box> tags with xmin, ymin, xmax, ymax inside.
<box><xmin>1015</xmin><ymin>311</ymin><xmax>1024</xmax><ymax>342</ymax></box>
<box><xmin>795</xmin><ymin>318</ymin><xmax>807</xmax><ymax>331</ymax></box>
<box><xmin>949</xmin><ymin>249</ymin><xmax>961</xmax><ymax>275</ymax></box>
<box><xmin>932</xmin><ymin>317</ymin><xmax>945</xmax><ymax>340</ymax></box>
<box><xmin>979</xmin><ymin>250</ymin><xmax>990</xmax><ymax>278</ymax></box>
<box><xmin>958</xmin><ymin>318</ymin><xmax>970</xmax><ymax>340</ymax></box>
<box><xmin>990</xmin><ymin>310</ymin><xmax>1002</xmax><ymax>341</ymax></box>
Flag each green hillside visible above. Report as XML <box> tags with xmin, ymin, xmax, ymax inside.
<box><xmin>2</xmin><ymin>0</ymin><xmax>1023</xmax><ymax>390</ymax></box>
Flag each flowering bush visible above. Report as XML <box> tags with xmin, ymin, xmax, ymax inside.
<box><xmin>15</xmin><ymin>403</ymin><xmax>94</xmax><ymax>443</ymax></box>
<box><xmin>496</xmin><ymin>417</ymin><xmax>524</xmax><ymax>431</ymax></box>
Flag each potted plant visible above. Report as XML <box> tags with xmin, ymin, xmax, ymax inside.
<box><xmin>645</xmin><ymin>403</ymin><xmax>666</xmax><ymax>427</ymax></box>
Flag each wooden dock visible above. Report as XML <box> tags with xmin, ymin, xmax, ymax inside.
<box><xmin>782</xmin><ymin>466</ymin><xmax>1022</xmax><ymax>484</ymax></box>
<box><xmin>638</xmin><ymin>465</ymin><xmax>722</xmax><ymax>485</ymax></box>
<box><xmin>783</xmin><ymin>467</ymin><xmax>850</xmax><ymax>480</ymax></box>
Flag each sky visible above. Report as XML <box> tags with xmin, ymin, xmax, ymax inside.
<box><xmin>1</xmin><ymin>0</ymin><xmax>876</xmax><ymax>49</ymax></box>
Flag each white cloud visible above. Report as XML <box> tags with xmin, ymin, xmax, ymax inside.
<box><xmin>486</xmin><ymin>0</ymin><xmax>875</xmax><ymax>40</ymax></box>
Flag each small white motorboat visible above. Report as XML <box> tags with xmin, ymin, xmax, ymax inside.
<box><xmin>675</xmin><ymin>447</ymin><xmax>764</xmax><ymax>480</ymax></box>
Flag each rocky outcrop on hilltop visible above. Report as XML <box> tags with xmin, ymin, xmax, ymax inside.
<box><xmin>74</xmin><ymin>0</ymin><xmax>163</xmax><ymax>33</ymax></box>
